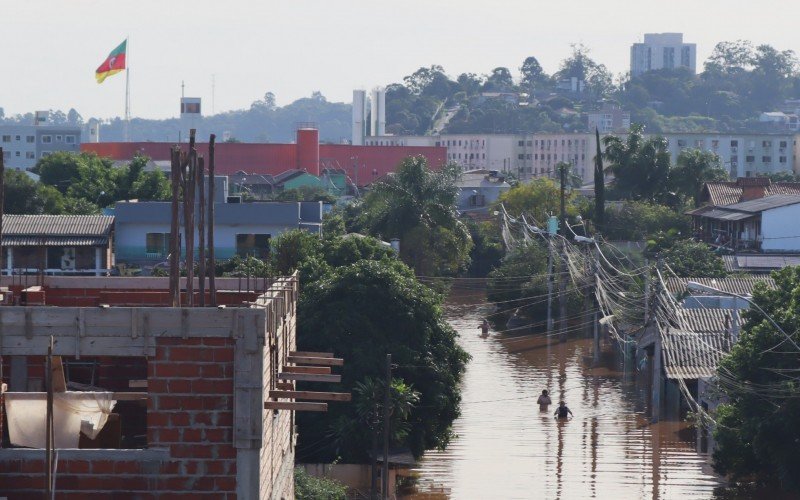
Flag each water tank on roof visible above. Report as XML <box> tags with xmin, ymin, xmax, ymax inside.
<box><xmin>296</xmin><ymin>127</ymin><xmax>320</xmax><ymax>176</ymax></box>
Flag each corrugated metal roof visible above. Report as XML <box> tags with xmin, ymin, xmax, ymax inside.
<box><xmin>700</xmin><ymin>209</ymin><xmax>754</xmax><ymax>221</ymax></box>
<box><xmin>3</xmin><ymin>236</ymin><xmax>108</xmax><ymax>247</ymax></box>
<box><xmin>2</xmin><ymin>215</ymin><xmax>113</xmax><ymax>236</ymax></box>
<box><xmin>723</xmin><ymin>194</ymin><xmax>800</xmax><ymax>213</ymax></box>
<box><xmin>663</xmin><ymin>309</ymin><xmax>736</xmax><ymax>379</ymax></box>
<box><xmin>665</xmin><ymin>276</ymin><xmax>776</xmax><ymax>296</ymax></box>
<box><xmin>705</xmin><ymin>182</ymin><xmax>741</xmax><ymax>206</ymax></box>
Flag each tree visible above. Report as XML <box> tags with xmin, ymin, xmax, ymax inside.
<box><xmin>602</xmin><ymin>201</ymin><xmax>690</xmax><ymax>241</ymax></box>
<box><xmin>520</xmin><ymin>56</ymin><xmax>548</xmax><ymax>91</ymax></box>
<box><xmin>713</xmin><ymin>267</ymin><xmax>800</xmax><ymax>491</ymax></box>
<box><xmin>594</xmin><ymin>127</ymin><xmax>605</xmax><ymax>231</ymax></box>
<box><xmin>296</xmin><ymin>259</ymin><xmax>469</xmax><ymax>462</ymax></box>
<box><xmin>555</xmin><ymin>44</ymin><xmax>613</xmax><ymax>97</ymax></box>
<box><xmin>660</xmin><ymin>240</ymin><xmax>727</xmax><ymax>277</ymax></box>
<box><xmin>484</xmin><ymin>67</ymin><xmax>514</xmax><ymax>92</ymax></box>
<box><xmin>670</xmin><ymin>149</ymin><xmax>729</xmax><ymax>207</ymax></box>
<box><xmin>496</xmin><ymin>177</ymin><xmax>579</xmax><ymax>221</ymax></box>
<box><xmin>603</xmin><ymin>124</ymin><xmax>671</xmax><ymax>202</ymax></box>
<box><xmin>4</xmin><ymin>170</ymin><xmax>66</xmax><ymax>214</ymax></box>
<box><xmin>361</xmin><ymin>157</ymin><xmax>472</xmax><ymax>275</ymax></box>
<box><xmin>275</xmin><ymin>185</ymin><xmax>336</xmax><ymax>203</ymax></box>
<box><xmin>704</xmin><ymin>40</ymin><xmax>755</xmax><ymax>75</ymax></box>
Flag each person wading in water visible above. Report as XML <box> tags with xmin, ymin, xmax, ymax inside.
<box><xmin>479</xmin><ymin>319</ymin><xmax>490</xmax><ymax>337</ymax></box>
<box><xmin>537</xmin><ymin>390</ymin><xmax>552</xmax><ymax>412</ymax></box>
<box><xmin>554</xmin><ymin>401</ymin><xmax>573</xmax><ymax>420</ymax></box>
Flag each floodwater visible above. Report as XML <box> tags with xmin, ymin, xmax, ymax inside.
<box><xmin>405</xmin><ymin>289</ymin><xmax>727</xmax><ymax>500</ymax></box>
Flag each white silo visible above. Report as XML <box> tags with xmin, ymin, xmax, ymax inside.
<box><xmin>352</xmin><ymin>90</ymin><xmax>367</xmax><ymax>145</ymax></box>
<box><xmin>370</xmin><ymin>87</ymin><xmax>386</xmax><ymax>137</ymax></box>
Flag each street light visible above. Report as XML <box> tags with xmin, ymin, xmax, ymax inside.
<box><xmin>686</xmin><ymin>281</ymin><xmax>799</xmax><ymax>351</ymax></box>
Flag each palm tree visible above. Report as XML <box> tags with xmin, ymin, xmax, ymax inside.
<box><xmin>363</xmin><ymin>156</ymin><xmax>471</xmax><ymax>275</ymax></box>
<box><xmin>603</xmin><ymin>124</ymin><xmax>671</xmax><ymax>202</ymax></box>
<box><xmin>670</xmin><ymin>149</ymin><xmax>729</xmax><ymax>207</ymax></box>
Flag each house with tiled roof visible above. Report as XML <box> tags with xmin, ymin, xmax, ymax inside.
<box><xmin>1</xmin><ymin>215</ymin><xmax>114</xmax><ymax>275</ymax></box>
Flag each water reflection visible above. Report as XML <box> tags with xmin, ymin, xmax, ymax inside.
<box><xmin>405</xmin><ymin>291</ymin><xmax>726</xmax><ymax>499</ymax></box>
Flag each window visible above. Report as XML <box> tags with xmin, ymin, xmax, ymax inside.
<box><xmin>26</xmin><ymin>136</ymin><xmax>34</xmax><ymax>143</ymax></box>
<box><xmin>25</xmin><ymin>151</ymin><xmax>35</xmax><ymax>159</ymax></box>
<box><xmin>482</xmin><ymin>153</ymin><xmax>485</xmax><ymax>159</ymax></box>
<box><xmin>780</xmin><ymin>141</ymin><xmax>788</xmax><ymax>148</ymax></box>
<box><xmin>746</xmin><ymin>155</ymin><xmax>755</xmax><ymax>162</ymax></box>
<box><xmin>518</xmin><ymin>140</ymin><xmax>524</xmax><ymax>147</ymax></box>
<box><xmin>41</xmin><ymin>135</ymin><xmax>52</xmax><ymax>144</ymax></box>
<box><xmin>762</xmin><ymin>141</ymin><xmax>772</xmax><ymax>148</ymax></box>
<box><xmin>236</xmin><ymin>233</ymin><xmax>270</xmax><ymax>258</ymax></box>
<box><xmin>535</xmin><ymin>154</ymin><xmax>538</xmax><ymax>160</ymax></box>
<box><xmin>55</xmin><ymin>135</ymin><xmax>63</xmax><ymax>143</ymax></box>
<box><xmin>526</xmin><ymin>154</ymin><xmax>531</xmax><ymax>160</ymax></box>
<box><xmin>762</xmin><ymin>156</ymin><xmax>771</xmax><ymax>163</ymax></box>
<box><xmin>15</xmin><ymin>151</ymin><xmax>20</xmax><ymax>157</ymax></box>
<box><xmin>1</xmin><ymin>135</ymin><xmax>10</xmax><ymax>142</ymax></box>
<box><xmin>15</xmin><ymin>135</ymin><xmax>20</xmax><ymax>141</ymax></box>
<box><xmin>677</xmin><ymin>140</ymin><xmax>686</xmax><ymax>148</ymax></box>
<box><xmin>145</xmin><ymin>233</ymin><xmax>171</xmax><ymax>258</ymax></box>
<box><xmin>780</xmin><ymin>156</ymin><xmax>787</xmax><ymax>163</ymax></box>
<box><xmin>527</xmin><ymin>140</ymin><xmax>532</xmax><ymax>147</ymax></box>
<box><xmin>1</xmin><ymin>151</ymin><xmax>8</xmax><ymax>160</ymax></box>
<box><xmin>41</xmin><ymin>151</ymin><xmax>52</xmax><ymax>157</ymax></box>
<box><xmin>469</xmin><ymin>194</ymin><xmax>486</xmax><ymax>207</ymax></box>
<box><xmin>518</xmin><ymin>154</ymin><xmax>524</xmax><ymax>160</ymax></box>
<box><xmin>730</xmin><ymin>140</ymin><xmax>738</xmax><ymax>147</ymax></box>
<box><xmin>458</xmin><ymin>140</ymin><xmax>462</xmax><ymax>146</ymax></box>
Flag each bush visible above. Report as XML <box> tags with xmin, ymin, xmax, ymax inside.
<box><xmin>294</xmin><ymin>468</ymin><xmax>347</xmax><ymax>500</ymax></box>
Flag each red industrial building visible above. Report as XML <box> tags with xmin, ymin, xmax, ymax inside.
<box><xmin>82</xmin><ymin>128</ymin><xmax>447</xmax><ymax>186</ymax></box>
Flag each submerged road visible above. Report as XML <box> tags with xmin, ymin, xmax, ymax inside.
<box><xmin>406</xmin><ymin>290</ymin><xmax>726</xmax><ymax>500</ymax></box>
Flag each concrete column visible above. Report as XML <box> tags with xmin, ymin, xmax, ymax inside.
<box><xmin>95</xmin><ymin>247</ymin><xmax>102</xmax><ymax>276</ymax></box>
<box><xmin>5</xmin><ymin>247</ymin><xmax>12</xmax><ymax>275</ymax></box>
<box><xmin>651</xmin><ymin>330</ymin><xmax>663</xmax><ymax>423</ymax></box>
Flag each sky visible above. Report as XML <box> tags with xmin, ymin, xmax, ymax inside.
<box><xmin>2</xmin><ymin>0</ymin><xmax>798</xmax><ymax>121</ymax></box>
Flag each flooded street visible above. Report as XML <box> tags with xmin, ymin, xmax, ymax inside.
<box><xmin>407</xmin><ymin>290</ymin><xmax>726</xmax><ymax>500</ymax></box>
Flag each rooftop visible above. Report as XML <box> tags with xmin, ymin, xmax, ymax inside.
<box><xmin>1</xmin><ymin>215</ymin><xmax>114</xmax><ymax>246</ymax></box>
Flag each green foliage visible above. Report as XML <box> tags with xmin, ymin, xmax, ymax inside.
<box><xmin>270</xmin><ymin>229</ymin><xmax>323</xmax><ymax>275</ymax></box>
<box><xmin>219</xmin><ymin>255</ymin><xmax>272</xmax><ymax>278</ymax></box>
<box><xmin>322</xmin><ymin>211</ymin><xmax>346</xmax><ymax>240</ymax></box>
<box><xmin>496</xmin><ymin>177</ymin><xmax>580</xmax><ymax>221</ymax></box>
<box><xmin>296</xmin><ymin>259</ymin><xmax>468</xmax><ymax>462</ymax></box>
<box><xmin>670</xmin><ymin>149</ymin><xmax>729</xmax><ymax>207</ymax></box>
<box><xmin>487</xmin><ymin>241</ymin><xmax>549</xmax><ymax>314</ymax></box>
<box><xmin>603</xmin><ymin>201</ymin><xmax>690</xmax><ymax>241</ymax></box>
<box><xmin>275</xmin><ymin>186</ymin><xmax>337</xmax><ymax>203</ymax></box>
<box><xmin>466</xmin><ymin>220</ymin><xmax>504</xmax><ymax>277</ymax></box>
<box><xmin>28</xmin><ymin>152</ymin><xmax>170</xmax><ymax>213</ymax></box>
<box><xmin>294</xmin><ymin>468</ymin><xmax>347</xmax><ymax>500</ymax></box>
<box><xmin>712</xmin><ymin>267</ymin><xmax>800</xmax><ymax>491</ymax></box>
<box><xmin>603</xmin><ymin>124</ymin><xmax>671</xmax><ymax>202</ymax></box>
<box><xmin>593</xmin><ymin>127</ymin><xmax>605</xmax><ymax>231</ymax></box>
<box><xmin>658</xmin><ymin>239</ymin><xmax>727</xmax><ymax>278</ymax></box>
<box><xmin>359</xmin><ymin>157</ymin><xmax>472</xmax><ymax>276</ymax></box>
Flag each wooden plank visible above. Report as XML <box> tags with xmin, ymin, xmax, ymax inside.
<box><xmin>289</xmin><ymin>350</ymin><xmax>334</xmax><ymax>358</ymax></box>
<box><xmin>282</xmin><ymin>365</ymin><xmax>331</xmax><ymax>375</ymax></box>
<box><xmin>4</xmin><ymin>392</ymin><xmax>148</xmax><ymax>400</ymax></box>
<box><xmin>277</xmin><ymin>373</ymin><xmax>341</xmax><ymax>383</ymax></box>
<box><xmin>263</xmin><ymin>401</ymin><xmax>327</xmax><ymax>412</ymax></box>
<box><xmin>129</xmin><ymin>380</ymin><xmax>147</xmax><ymax>389</ymax></box>
<box><xmin>51</xmin><ymin>356</ymin><xmax>66</xmax><ymax>392</ymax></box>
<box><xmin>287</xmin><ymin>356</ymin><xmax>344</xmax><ymax>366</ymax></box>
<box><xmin>269</xmin><ymin>390</ymin><xmax>351</xmax><ymax>402</ymax></box>
<box><xmin>0</xmin><ymin>336</ymin><xmax>155</xmax><ymax>357</ymax></box>
<box><xmin>276</xmin><ymin>382</ymin><xmax>294</xmax><ymax>390</ymax></box>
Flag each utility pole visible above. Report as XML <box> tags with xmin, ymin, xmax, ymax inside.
<box><xmin>558</xmin><ymin>163</ymin><xmax>568</xmax><ymax>343</ymax></box>
<box><xmin>382</xmin><ymin>353</ymin><xmax>391</xmax><ymax>499</ymax></box>
<box><xmin>546</xmin><ymin>234</ymin><xmax>554</xmax><ymax>336</ymax></box>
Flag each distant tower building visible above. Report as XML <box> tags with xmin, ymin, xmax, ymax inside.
<box><xmin>86</xmin><ymin>119</ymin><xmax>101</xmax><ymax>143</ymax></box>
<box><xmin>34</xmin><ymin>110</ymin><xmax>49</xmax><ymax>126</ymax></box>
<box><xmin>352</xmin><ymin>90</ymin><xmax>367</xmax><ymax>145</ymax></box>
<box><xmin>180</xmin><ymin>97</ymin><xmax>202</xmax><ymax>137</ymax></box>
<box><xmin>630</xmin><ymin>33</ymin><xmax>696</xmax><ymax>77</ymax></box>
<box><xmin>370</xmin><ymin>88</ymin><xmax>386</xmax><ymax>137</ymax></box>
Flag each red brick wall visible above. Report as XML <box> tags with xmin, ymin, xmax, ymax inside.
<box><xmin>0</xmin><ymin>337</ymin><xmax>239</xmax><ymax>498</ymax></box>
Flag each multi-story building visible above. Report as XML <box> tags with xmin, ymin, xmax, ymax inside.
<box><xmin>365</xmin><ymin>133</ymin><xmax>599</xmax><ymax>184</ymax></box>
<box><xmin>587</xmin><ymin>104</ymin><xmax>631</xmax><ymax>133</ymax></box>
<box><xmin>630</xmin><ymin>33</ymin><xmax>697</xmax><ymax>77</ymax></box>
<box><xmin>660</xmin><ymin>133</ymin><xmax>799</xmax><ymax>178</ymax></box>
<box><xmin>0</xmin><ymin>124</ymin><xmax>82</xmax><ymax>170</ymax></box>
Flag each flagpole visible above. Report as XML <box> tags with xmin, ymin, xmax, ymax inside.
<box><xmin>124</xmin><ymin>36</ymin><xmax>130</xmax><ymax>142</ymax></box>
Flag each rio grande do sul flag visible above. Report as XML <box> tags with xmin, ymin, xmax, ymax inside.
<box><xmin>95</xmin><ymin>40</ymin><xmax>127</xmax><ymax>83</ymax></box>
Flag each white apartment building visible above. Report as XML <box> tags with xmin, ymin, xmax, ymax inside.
<box><xmin>631</xmin><ymin>33</ymin><xmax>697</xmax><ymax>77</ymax></box>
<box><xmin>587</xmin><ymin>104</ymin><xmax>631</xmax><ymax>133</ymax></box>
<box><xmin>660</xmin><ymin>133</ymin><xmax>799</xmax><ymax>178</ymax></box>
<box><xmin>365</xmin><ymin>133</ymin><xmax>598</xmax><ymax>184</ymax></box>
<box><xmin>0</xmin><ymin>124</ymin><xmax>82</xmax><ymax>170</ymax></box>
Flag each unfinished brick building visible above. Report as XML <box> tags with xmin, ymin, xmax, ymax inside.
<box><xmin>0</xmin><ymin>274</ymin><xmax>306</xmax><ymax>499</ymax></box>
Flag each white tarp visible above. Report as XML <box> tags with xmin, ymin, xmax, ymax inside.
<box><xmin>4</xmin><ymin>392</ymin><xmax>117</xmax><ymax>448</ymax></box>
